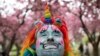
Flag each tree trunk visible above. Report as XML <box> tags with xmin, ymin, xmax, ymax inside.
<box><xmin>93</xmin><ymin>43</ymin><xmax>99</xmax><ymax>56</ymax></box>
<box><xmin>16</xmin><ymin>44</ymin><xmax>20</xmax><ymax>56</ymax></box>
<box><xmin>1</xmin><ymin>51</ymin><xmax>9</xmax><ymax>56</ymax></box>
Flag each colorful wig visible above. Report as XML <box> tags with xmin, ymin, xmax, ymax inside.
<box><xmin>20</xmin><ymin>4</ymin><xmax>74</xmax><ymax>56</ymax></box>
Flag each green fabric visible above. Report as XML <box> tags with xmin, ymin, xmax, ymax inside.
<box><xmin>23</xmin><ymin>49</ymin><xmax>33</xmax><ymax>56</ymax></box>
<box><xmin>23</xmin><ymin>47</ymin><xmax>36</xmax><ymax>56</ymax></box>
<box><xmin>27</xmin><ymin>47</ymin><xmax>35</xmax><ymax>56</ymax></box>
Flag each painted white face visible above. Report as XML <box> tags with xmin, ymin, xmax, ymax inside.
<box><xmin>36</xmin><ymin>24</ymin><xmax>64</xmax><ymax>56</ymax></box>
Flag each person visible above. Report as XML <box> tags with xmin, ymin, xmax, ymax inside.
<box><xmin>20</xmin><ymin>4</ymin><xmax>74</xmax><ymax>56</ymax></box>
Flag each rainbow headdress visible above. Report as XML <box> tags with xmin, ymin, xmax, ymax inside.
<box><xmin>20</xmin><ymin>4</ymin><xmax>74</xmax><ymax>56</ymax></box>
<box><xmin>42</xmin><ymin>4</ymin><xmax>53</xmax><ymax>24</ymax></box>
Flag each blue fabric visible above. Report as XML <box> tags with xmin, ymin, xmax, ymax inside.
<box><xmin>31</xmin><ymin>44</ymin><xmax>36</xmax><ymax>50</ymax></box>
<box><xmin>24</xmin><ymin>49</ymin><xmax>33</xmax><ymax>56</ymax></box>
<box><xmin>45</xmin><ymin>18</ymin><xmax>52</xmax><ymax>24</ymax></box>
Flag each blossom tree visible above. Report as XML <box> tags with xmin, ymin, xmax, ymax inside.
<box><xmin>79</xmin><ymin>0</ymin><xmax>100</xmax><ymax>56</ymax></box>
<box><xmin>0</xmin><ymin>0</ymin><xmax>100</xmax><ymax>56</ymax></box>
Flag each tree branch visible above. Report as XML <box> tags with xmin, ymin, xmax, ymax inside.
<box><xmin>79</xmin><ymin>9</ymin><xmax>90</xmax><ymax>38</ymax></box>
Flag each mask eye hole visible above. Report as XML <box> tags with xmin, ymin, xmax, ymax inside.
<box><xmin>52</xmin><ymin>30</ymin><xmax>61</xmax><ymax>37</ymax></box>
<box><xmin>40</xmin><ymin>30</ymin><xmax>47</xmax><ymax>37</ymax></box>
<box><xmin>41</xmin><ymin>33</ymin><xmax>47</xmax><ymax>36</ymax></box>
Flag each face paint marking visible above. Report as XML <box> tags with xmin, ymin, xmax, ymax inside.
<box><xmin>52</xmin><ymin>30</ymin><xmax>61</xmax><ymax>37</ymax></box>
<box><xmin>39</xmin><ymin>25</ymin><xmax>48</xmax><ymax>32</ymax></box>
<box><xmin>51</xmin><ymin>25</ymin><xmax>60</xmax><ymax>32</ymax></box>
<box><xmin>40</xmin><ymin>30</ymin><xmax>46</xmax><ymax>33</ymax></box>
<box><xmin>36</xmin><ymin>39</ymin><xmax>41</xmax><ymax>48</ymax></box>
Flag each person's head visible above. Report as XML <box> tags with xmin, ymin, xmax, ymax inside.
<box><xmin>20</xmin><ymin>4</ymin><xmax>72</xmax><ymax>56</ymax></box>
<box><xmin>36</xmin><ymin>24</ymin><xmax>64</xmax><ymax>56</ymax></box>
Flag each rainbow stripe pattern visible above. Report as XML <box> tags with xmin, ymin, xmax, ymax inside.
<box><xmin>44</xmin><ymin>4</ymin><xmax>52</xmax><ymax>24</ymax></box>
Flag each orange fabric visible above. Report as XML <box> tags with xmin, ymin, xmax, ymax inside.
<box><xmin>21</xmin><ymin>28</ymin><xmax>36</xmax><ymax>53</ymax></box>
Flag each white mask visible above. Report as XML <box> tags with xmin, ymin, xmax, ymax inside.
<box><xmin>36</xmin><ymin>24</ymin><xmax>64</xmax><ymax>56</ymax></box>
